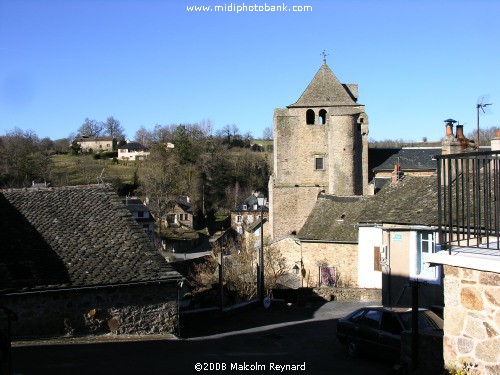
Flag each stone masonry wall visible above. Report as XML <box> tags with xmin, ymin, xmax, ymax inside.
<box><xmin>300</xmin><ymin>242</ymin><xmax>358</xmax><ymax>288</ymax></box>
<box><xmin>442</xmin><ymin>265</ymin><xmax>500</xmax><ymax>375</ymax></box>
<box><xmin>270</xmin><ymin>185</ymin><xmax>322</xmax><ymax>239</ymax></box>
<box><xmin>273</xmin><ymin>108</ymin><xmax>329</xmax><ymax>186</ymax></box>
<box><xmin>0</xmin><ymin>283</ymin><xmax>178</xmax><ymax>339</ymax></box>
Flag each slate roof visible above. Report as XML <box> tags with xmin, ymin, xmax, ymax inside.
<box><xmin>232</xmin><ymin>193</ymin><xmax>269</xmax><ymax>212</ymax></box>
<box><xmin>288</xmin><ymin>63</ymin><xmax>359</xmax><ymax>108</ymax></box>
<box><xmin>0</xmin><ymin>186</ymin><xmax>180</xmax><ymax>293</ymax></box>
<box><xmin>75</xmin><ymin>136</ymin><xmax>115</xmax><ymax>142</ymax></box>
<box><xmin>118</xmin><ymin>142</ymin><xmax>147</xmax><ymax>150</ymax></box>
<box><xmin>298</xmin><ymin>176</ymin><xmax>438</xmax><ymax>242</ymax></box>
<box><xmin>369</xmin><ymin>148</ymin><xmax>440</xmax><ymax>172</ymax></box>
<box><xmin>175</xmin><ymin>198</ymin><xmax>194</xmax><ymax>214</ymax></box>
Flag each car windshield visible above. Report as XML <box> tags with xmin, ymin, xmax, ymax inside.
<box><xmin>399</xmin><ymin>311</ymin><xmax>443</xmax><ymax>331</ymax></box>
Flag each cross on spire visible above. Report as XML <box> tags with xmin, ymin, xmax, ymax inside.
<box><xmin>321</xmin><ymin>50</ymin><xmax>329</xmax><ymax>64</ymax></box>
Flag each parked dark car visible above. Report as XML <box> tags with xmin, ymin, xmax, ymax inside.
<box><xmin>336</xmin><ymin>306</ymin><xmax>443</xmax><ymax>358</ymax></box>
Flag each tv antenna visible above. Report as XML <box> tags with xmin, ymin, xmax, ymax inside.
<box><xmin>476</xmin><ymin>95</ymin><xmax>493</xmax><ymax>148</ymax></box>
<box><xmin>97</xmin><ymin>168</ymin><xmax>106</xmax><ymax>185</ymax></box>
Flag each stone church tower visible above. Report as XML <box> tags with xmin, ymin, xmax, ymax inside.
<box><xmin>269</xmin><ymin>59</ymin><xmax>369</xmax><ymax>239</ymax></box>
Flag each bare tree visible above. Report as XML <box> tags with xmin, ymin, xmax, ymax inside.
<box><xmin>208</xmin><ymin>237</ymin><xmax>291</xmax><ymax>303</ymax></box>
<box><xmin>198</xmin><ymin>118</ymin><xmax>213</xmax><ymax>137</ymax></box>
<box><xmin>134</xmin><ymin>126</ymin><xmax>152</xmax><ymax>146</ymax></box>
<box><xmin>141</xmin><ymin>145</ymin><xmax>180</xmax><ymax>234</ymax></box>
<box><xmin>78</xmin><ymin>118</ymin><xmax>103</xmax><ymax>137</ymax></box>
<box><xmin>262</xmin><ymin>126</ymin><xmax>273</xmax><ymax>140</ymax></box>
<box><xmin>466</xmin><ymin>125</ymin><xmax>500</xmax><ymax>146</ymax></box>
<box><xmin>103</xmin><ymin>116</ymin><xmax>125</xmax><ymax>140</ymax></box>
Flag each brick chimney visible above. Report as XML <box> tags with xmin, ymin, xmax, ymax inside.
<box><xmin>442</xmin><ymin>119</ymin><xmax>461</xmax><ymax>155</ymax></box>
<box><xmin>445</xmin><ymin>120</ymin><xmax>455</xmax><ymax>137</ymax></box>
<box><xmin>391</xmin><ymin>164</ymin><xmax>402</xmax><ymax>184</ymax></box>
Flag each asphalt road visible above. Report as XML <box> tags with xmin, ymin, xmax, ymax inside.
<box><xmin>11</xmin><ymin>300</ymin><xmax>397</xmax><ymax>375</ymax></box>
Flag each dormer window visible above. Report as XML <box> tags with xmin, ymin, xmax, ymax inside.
<box><xmin>242</xmin><ymin>204</ymin><xmax>247</xmax><ymax>210</ymax></box>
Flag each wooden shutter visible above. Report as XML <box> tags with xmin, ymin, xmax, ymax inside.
<box><xmin>374</xmin><ymin>246</ymin><xmax>382</xmax><ymax>272</ymax></box>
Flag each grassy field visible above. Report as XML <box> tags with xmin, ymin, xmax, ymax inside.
<box><xmin>51</xmin><ymin>154</ymin><xmax>142</xmax><ymax>186</ymax></box>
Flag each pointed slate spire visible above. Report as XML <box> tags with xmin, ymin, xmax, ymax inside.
<box><xmin>289</xmin><ymin>63</ymin><xmax>357</xmax><ymax>108</ymax></box>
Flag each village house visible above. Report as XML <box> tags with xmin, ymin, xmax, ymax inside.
<box><xmin>122</xmin><ymin>196</ymin><xmax>155</xmax><ymax>235</ymax></box>
<box><xmin>285</xmin><ymin>175</ymin><xmax>443</xmax><ymax>310</ymax></box>
<box><xmin>0</xmin><ymin>185</ymin><xmax>182</xmax><ymax>339</ymax></box>
<box><xmin>75</xmin><ymin>136</ymin><xmax>116</xmax><ymax>152</ymax></box>
<box><xmin>164</xmin><ymin>197</ymin><xmax>196</xmax><ymax>229</ymax></box>
<box><xmin>118</xmin><ymin>141</ymin><xmax>150</xmax><ymax>161</ymax></box>
<box><xmin>230</xmin><ymin>191</ymin><xmax>270</xmax><ymax>250</ymax></box>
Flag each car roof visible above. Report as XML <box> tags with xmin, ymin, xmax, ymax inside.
<box><xmin>363</xmin><ymin>306</ymin><xmax>429</xmax><ymax>313</ymax></box>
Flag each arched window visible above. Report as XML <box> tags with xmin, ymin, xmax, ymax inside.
<box><xmin>306</xmin><ymin>109</ymin><xmax>315</xmax><ymax>125</ymax></box>
<box><xmin>319</xmin><ymin>109</ymin><xmax>327</xmax><ymax>125</ymax></box>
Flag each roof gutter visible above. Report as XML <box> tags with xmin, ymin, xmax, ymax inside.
<box><xmin>1</xmin><ymin>277</ymin><xmax>184</xmax><ymax>297</ymax></box>
<box><xmin>358</xmin><ymin>223</ymin><xmax>439</xmax><ymax>231</ymax></box>
<box><xmin>298</xmin><ymin>238</ymin><xmax>358</xmax><ymax>244</ymax></box>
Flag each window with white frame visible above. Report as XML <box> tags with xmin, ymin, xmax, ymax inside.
<box><xmin>236</xmin><ymin>215</ymin><xmax>243</xmax><ymax>224</ymax></box>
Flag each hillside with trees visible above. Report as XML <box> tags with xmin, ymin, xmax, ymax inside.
<box><xmin>0</xmin><ymin>120</ymin><xmax>273</xmax><ymax>221</ymax></box>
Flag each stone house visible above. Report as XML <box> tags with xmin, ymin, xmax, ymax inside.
<box><xmin>281</xmin><ymin>175</ymin><xmax>444</xmax><ymax>311</ymax></box>
<box><xmin>230</xmin><ymin>192</ymin><xmax>270</xmax><ymax>249</ymax></box>
<box><xmin>118</xmin><ymin>141</ymin><xmax>150</xmax><ymax>161</ymax></box>
<box><xmin>122</xmin><ymin>197</ymin><xmax>155</xmax><ymax>235</ymax></box>
<box><xmin>0</xmin><ymin>185</ymin><xmax>182</xmax><ymax>338</ymax></box>
<box><xmin>75</xmin><ymin>136</ymin><xmax>116</xmax><ymax>152</ymax></box>
<box><xmin>165</xmin><ymin>197</ymin><xmax>195</xmax><ymax>229</ymax></box>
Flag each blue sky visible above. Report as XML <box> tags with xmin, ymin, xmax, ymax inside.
<box><xmin>1</xmin><ymin>0</ymin><xmax>499</xmax><ymax>142</ymax></box>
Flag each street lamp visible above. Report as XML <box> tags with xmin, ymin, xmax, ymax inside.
<box><xmin>257</xmin><ymin>194</ymin><xmax>267</xmax><ymax>302</ymax></box>
<box><xmin>176</xmin><ymin>278</ymin><xmax>185</xmax><ymax>337</ymax></box>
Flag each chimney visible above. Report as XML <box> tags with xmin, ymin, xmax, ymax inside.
<box><xmin>186</xmin><ymin>196</ymin><xmax>190</xmax><ymax>203</ymax></box>
<box><xmin>444</xmin><ymin>118</ymin><xmax>457</xmax><ymax>138</ymax></box>
<box><xmin>442</xmin><ymin>118</ymin><xmax>461</xmax><ymax>155</ymax></box>
<box><xmin>456</xmin><ymin>124</ymin><xmax>465</xmax><ymax>139</ymax></box>
<box><xmin>391</xmin><ymin>164</ymin><xmax>402</xmax><ymax>184</ymax></box>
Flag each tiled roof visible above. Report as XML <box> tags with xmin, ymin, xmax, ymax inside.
<box><xmin>288</xmin><ymin>63</ymin><xmax>359</xmax><ymax>108</ymax></box>
<box><xmin>298</xmin><ymin>176</ymin><xmax>438</xmax><ymax>242</ymax></box>
<box><xmin>369</xmin><ymin>148</ymin><xmax>440</xmax><ymax>172</ymax></box>
<box><xmin>0</xmin><ymin>186</ymin><xmax>180</xmax><ymax>293</ymax></box>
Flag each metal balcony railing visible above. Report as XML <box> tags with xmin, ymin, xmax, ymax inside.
<box><xmin>436</xmin><ymin>150</ymin><xmax>500</xmax><ymax>254</ymax></box>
